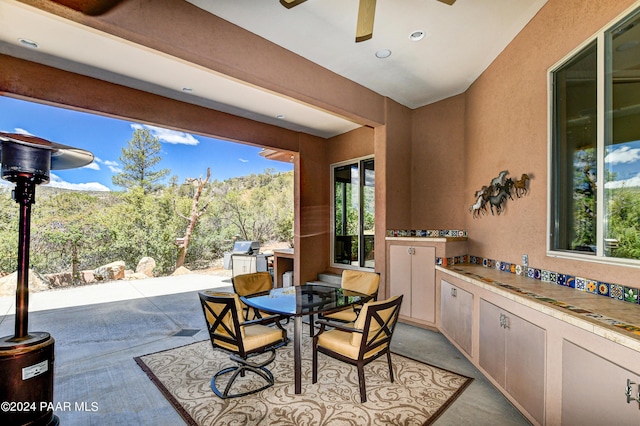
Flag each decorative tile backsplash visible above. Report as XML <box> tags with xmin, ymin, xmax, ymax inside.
<box><xmin>386</xmin><ymin>229</ymin><xmax>468</xmax><ymax>238</ymax></box>
<box><xmin>456</xmin><ymin>254</ymin><xmax>640</xmax><ymax>306</ymax></box>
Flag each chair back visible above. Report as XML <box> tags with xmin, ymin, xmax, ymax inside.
<box><xmin>232</xmin><ymin>271</ymin><xmax>273</xmax><ymax>296</ymax></box>
<box><xmin>341</xmin><ymin>270</ymin><xmax>380</xmax><ymax>299</ymax></box>
<box><xmin>351</xmin><ymin>295</ymin><xmax>403</xmax><ymax>359</ymax></box>
<box><xmin>199</xmin><ymin>291</ymin><xmax>247</xmax><ymax>355</ymax></box>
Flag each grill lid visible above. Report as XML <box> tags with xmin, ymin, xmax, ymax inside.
<box><xmin>231</xmin><ymin>241</ymin><xmax>260</xmax><ymax>254</ymax></box>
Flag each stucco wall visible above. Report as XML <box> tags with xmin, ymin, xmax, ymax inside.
<box><xmin>384</xmin><ymin>99</ymin><xmax>413</xmax><ymax>229</ymax></box>
<box><xmin>462</xmin><ymin>0</ymin><xmax>639</xmax><ymax>286</ymax></box>
<box><xmin>411</xmin><ymin>93</ymin><xmax>466</xmax><ymax>228</ymax></box>
<box><xmin>295</xmin><ymin>134</ymin><xmax>329</xmax><ymax>285</ymax></box>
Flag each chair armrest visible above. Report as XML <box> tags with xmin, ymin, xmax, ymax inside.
<box><xmin>314</xmin><ymin>318</ymin><xmax>363</xmax><ymax>334</ymax></box>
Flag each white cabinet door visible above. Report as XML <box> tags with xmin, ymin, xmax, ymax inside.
<box><xmin>563</xmin><ymin>340</ymin><xmax>640</xmax><ymax>425</ymax></box>
<box><xmin>411</xmin><ymin>246</ymin><xmax>436</xmax><ymax>323</ymax></box>
<box><xmin>505</xmin><ymin>311</ymin><xmax>545</xmax><ymax>425</ymax></box>
<box><xmin>440</xmin><ymin>280</ymin><xmax>473</xmax><ymax>355</ymax></box>
<box><xmin>389</xmin><ymin>245</ymin><xmax>413</xmax><ymax>318</ymax></box>
<box><xmin>389</xmin><ymin>244</ymin><xmax>436</xmax><ymax>324</ymax></box>
<box><xmin>480</xmin><ymin>300</ymin><xmax>507</xmax><ymax>386</ymax></box>
<box><xmin>480</xmin><ymin>300</ymin><xmax>546</xmax><ymax>425</ymax></box>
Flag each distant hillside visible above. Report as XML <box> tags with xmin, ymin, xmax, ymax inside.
<box><xmin>0</xmin><ymin>169</ymin><xmax>293</xmax><ymax>278</ymax></box>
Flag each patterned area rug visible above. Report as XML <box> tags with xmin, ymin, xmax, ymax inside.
<box><xmin>135</xmin><ymin>327</ymin><xmax>472</xmax><ymax>425</ymax></box>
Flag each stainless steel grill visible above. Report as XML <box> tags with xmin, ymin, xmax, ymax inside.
<box><xmin>223</xmin><ymin>241</ymin><xmax>272</xmax><ymax>277</ymax></box>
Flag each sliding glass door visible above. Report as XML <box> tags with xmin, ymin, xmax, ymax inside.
<box><xmin>332</xmin><ymin>157</ymin><xmax>374</xmax><ymax>269</ymax></box>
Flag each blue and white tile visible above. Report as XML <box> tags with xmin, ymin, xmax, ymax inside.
<box><xmin>541</xmin><ymin>270</ymin><xmax>551</xmax><ymax>282</ymax></box>
<box><xmin>610</xmin><ymin>284</ymin><xmax>624</xmax><ymax>300</ymax></box>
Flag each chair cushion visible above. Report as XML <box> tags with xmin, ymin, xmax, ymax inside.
<box><xmin>243</xmin><ymin>324</ymin><xmax>284</xmax><ymax>352</ymax></box>
<box><xmin>323</xmin><ymin>307</ymin><xmax>358</xmax><ymax>323</ymax></box>
<box><xmin>317</xmin><ymin>326</ymin><xmax>385</xmax><ymax>360</ymax></box>
<box><xmin>202</xmin><ymin>291</ymin><xmax>246</xmax><ymax>339</ymax></box>
<box><xmin>351</xmin><ymin>295</ymin><xmax>401</xmax><ymax>347</ymax></box>
<box><xmin>233</xmin><ymin>272</ymin><xmax>273</xmax><ymax>296</ymax></box>
<box><xmin>341</xmin><ymin>270</ymin><xmax>380</xmax><ymax>296</ymax></box>
<box><xmin>317</xmin><ymin>328</ymin><xmax>360</xmax><ymax>359</ymax></box>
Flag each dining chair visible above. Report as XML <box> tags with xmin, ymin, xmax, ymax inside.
<box><xmin>321</xmin><ymin>270</ymin><xmax>380</xmax><ymax>323</ymax></box>
<box><xmin>232</xmin><ymin>271</ymin><xmax>274</xmax><ymax>320</ymax></box>
<box><xmin>312</xmin><ymin>295</ymin><xmax>403</xmax><ymax>403</ymax></box>
<box><xmin>199</xmin><ymin>291</ymin><xmax>288</xmax><ymax>399</ymax></box>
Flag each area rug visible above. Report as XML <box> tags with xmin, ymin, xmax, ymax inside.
<box><xmin>135</xmin><ymin>329</ymin><xmax>472</xmax><ymax>425</ymax></box>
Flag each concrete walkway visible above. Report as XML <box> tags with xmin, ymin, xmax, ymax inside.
<box><xmin>0</xmin><ymin>273</ymin><xmax>234</xmax><ymax>425</ymax></box>
<box><xmin>0</xmin><ymin>274</ymin><xmax>530</xmax><ymax>425</ymax></box>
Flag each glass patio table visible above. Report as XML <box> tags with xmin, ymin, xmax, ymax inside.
<box><xmin>241</xmin><ymin>283</ymin><xmax>372</xmax><ymax>394</ymax></box>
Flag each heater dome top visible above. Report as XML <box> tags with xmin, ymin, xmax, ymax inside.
<box><xmin>0</xmin><ymin>132</ymin><xmax>94</xmax><ymax>170</ymax></box>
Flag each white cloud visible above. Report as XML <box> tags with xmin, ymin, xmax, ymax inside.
<box><xmin>605</xmin><ymin>172</ymin><xmax>640</xmax><ymax>189</ymax></box>
<box><xmin>131</xmin><ymin>123</ymin><xmax>199</xmax><ymax>146</ymax></box>
<box><xmin>92</xmin><ymin>158</ymin><xmax>120</xmax><ymax>173</ymax></box>
<box><xmin>13</xmin><ymin>128</ymin><xmax>34</xmax><ymax>136</ymax></box>
<box><xmin>238</xmin><ymin>158</ymin><xmax>249</xmax><ymax>163</ymax></box>
<box><xmin>47</xmin><ymin>173</ymin><xmax>110</xmax><ymax>192</ymax></box>
<box><xmin>605</xmin><ymin>146</ymin><xmax>640</xmax><ymax>165</ymax></box>
<box><xmin>83</xmin><ymin>162</ymin><xmax>100</xmax><ymax>170</ymax></box>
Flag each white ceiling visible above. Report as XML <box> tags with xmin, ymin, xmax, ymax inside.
<box><xmin>0</xmin><ymin>0</ymin><xmax>547</xmax><ymax>138</ymax></box>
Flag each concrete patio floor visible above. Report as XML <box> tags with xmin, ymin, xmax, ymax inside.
<box><xmin>0</xmin><ymin>274</ymin><xmax>530</xmax><ymax>425</ymax></box>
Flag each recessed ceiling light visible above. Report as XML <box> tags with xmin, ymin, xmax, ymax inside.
<box><xmin>276</xmin><ymin>114</ymin><xmax>285</xmax><ymax>119</ymax></box>
<box><xmin>375</xmin><ymin>49</ymin><xmax>392</xmax><ymax>59</ymax></box>
<box><xmin>182</xmin><ymin>87</ymin><xmax>193</xmax><ymax>92</ymax></box>
<box><xmin>18</xmin><ymin>38</ymin><xmax>38</xmax><ymax>49</ymax></box>
<box><xmin>409</xmin><ymin>30</ymin><xmax>426</xmax><ymax>41</ymax></box>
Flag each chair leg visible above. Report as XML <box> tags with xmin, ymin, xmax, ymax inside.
<box><xmin>211</xmin><ymin>364</ymin><xmax>275</xmax><ymax>399</ymax></box>
<box><xmin>357</xmin><ymin>363</ymin><xmax>367</xmax><ymax>403</ymax></box>
<box><xmin>386</xmin><ymin>351</ymin><xmax>394</xmax><ymax>383</ymax></box>
<box><xmin>312</xmin><ymin>337</ymin><xmax>318</xmax><ymax>384</ymax></box>
<box><xmin>309</xmin><ymin>314</ymin><xmax>314</xmax><ymax>336</ymax></box>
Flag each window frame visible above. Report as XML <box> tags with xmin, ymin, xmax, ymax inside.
<box><xmin>547</xmin><ymin>2</ymin><xmax>640</xmax><ymax>268</ymax></box>
<box><xmin>330</xmin><ymin>155</ymin><xmax>375</xmax><ymax>271</ymax></box>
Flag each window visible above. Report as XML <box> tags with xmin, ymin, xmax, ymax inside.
<box><xmin>331</xmin><ymin>157</ymin><xmax>374</xmax><ymax>269</ymax></box>
<box><xmin>550</xmin><ymin>6</ymin><xmax>640</xmax><ymax>265</ymax></box>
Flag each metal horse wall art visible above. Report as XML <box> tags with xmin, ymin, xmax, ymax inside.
<box><xmin>469</xmin><ymin>170</ymin><xmax>531</xmax><ymax>218</ymax></box>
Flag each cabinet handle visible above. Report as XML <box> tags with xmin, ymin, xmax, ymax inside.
<box><xmin>625</xmin><ymin>379</ymin><xmax>640</xmax><ymax>407</ymax></box>
<box><xmin>451</xmin><ymin>288</ymin><xmax>457</xmax><ymax>297</ymax></box>
<box><xmin>499</xmin><ymin>313</ymin><xmax>510</xmax><ymax>329</ymax></box>
<box><xmin>407</xmin><ymin>247</ymin><xmax>415</xmax><ymax>255</ymax></box>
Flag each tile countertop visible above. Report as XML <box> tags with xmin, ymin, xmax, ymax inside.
<box><xmin>437</xmin><ymin>264</ymin><xmax>640</xmax><ymax>352</ymax></box>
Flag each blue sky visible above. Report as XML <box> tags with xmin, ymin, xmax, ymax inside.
<box><xmin>605</xmin><ymin>142</ymin><xmax>640</xmax><ymax>188</ymax></box>
<box><xmin>0</xmin><ymin>96</ymin><xmax>293</xmax><ymax>191</ymax></box>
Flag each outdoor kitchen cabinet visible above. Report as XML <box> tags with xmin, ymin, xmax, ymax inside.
<box><xmin>562</xmin><ymin>339</ymin><xmax>640</xmax><ymax>425</ymax></box>
<box><xmin>479</xmin><ymin>299</ymin><xmax>545</xmax><ymax>425</ymax></box>
<box><xmin>440</xmin><ymin>280</ymin><xmax>473</xmax><ymax>355</ymax></box>
<box><xmin>389</xmin><ymin>244</ymin><xmax>436</xmax><ymax>326</ymax></box>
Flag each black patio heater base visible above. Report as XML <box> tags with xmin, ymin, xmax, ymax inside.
<box><xmin>0</xmin><ymin>134</ymin><xmax>93</xmax><ymax>426</ymax></box>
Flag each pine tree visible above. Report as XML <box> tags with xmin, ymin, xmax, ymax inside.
<box><xmin>112</xmin><ymin>128</ymin><xmax>170</xmax><ymax>193</ymax></box>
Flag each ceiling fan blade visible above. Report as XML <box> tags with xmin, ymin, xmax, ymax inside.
<box><xmin>437</xmin><ymin>0</ymin><xmax>456</xmax><ymax>5</ymax></box>
<box><xmin>355</xmin><ymin>0</ymin><xmax>376</xmax><ymax>42</ymax></box>
<box><xmin>50</xmin><ymin>0</ymin><xmax>123</xmax><ymax>15</ymax></box>
<box><xmin>280</xmin><ymin>0</ymin><xmax>307</xmax><ymax>9</ymax></box>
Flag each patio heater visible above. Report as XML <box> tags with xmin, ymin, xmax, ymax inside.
<box><xmin>0</xmin><ymin>133</ymin><xmax>93</xmax><ymax>426</ymax></box>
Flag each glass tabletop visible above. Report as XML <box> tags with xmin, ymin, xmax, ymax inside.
<box><xmin>241</xmin><ymin>283</ymin><xmax>371</xmax><ymax>317</ymax></box>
